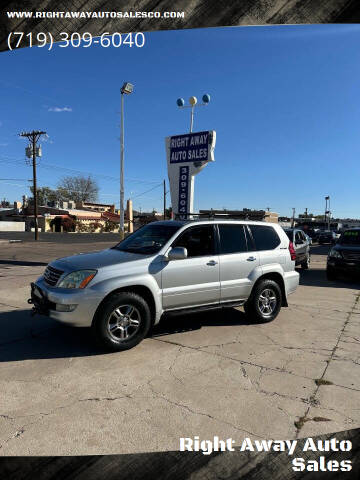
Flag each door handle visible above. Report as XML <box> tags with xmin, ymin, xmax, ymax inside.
<box><xmin>247</xmin><ymin>256</ymin><xmax>256</xmax><ymax>261</ymax></box>
<box><xmin>207</xmin><ymin>260</ymin><xmax>218</xmax><ymax>266</ymax></box>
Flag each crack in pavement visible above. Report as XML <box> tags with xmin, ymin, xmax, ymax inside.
<box><xmin>151</xmin><ymin>336</ymin><xmax>325</xmax><ymax>383</ymax></box>
<box><xmin>0</xmin><ymin>393</ymin><xmax>138</xmax><ymax>450</ymax></box>
<box><xmin>0</xmin><ymin>302</ymin><xmax>22</xmax><ymax>309</ymax></box>
<box><xmin>294</xmin><ymin>292</ymin><xmax>360</xmax><ymax>437</ymax></box>
<box><xmin>146</xmin><ymin>378</ymin><xmax>264</xmax><ymax>440</ymax></box>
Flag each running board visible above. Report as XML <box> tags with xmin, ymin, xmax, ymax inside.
<box><xmin>163</xmin><ymin>301</ymin><xmax>245</xmax><ymax>317</ymax></box>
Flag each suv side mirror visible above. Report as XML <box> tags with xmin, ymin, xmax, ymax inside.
<box><xmin>167</xmin><ymin>246</ymin><xmax>188</xmax><ymax>261</ymax></box>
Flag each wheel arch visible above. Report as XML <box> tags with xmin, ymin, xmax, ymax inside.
<box><xmin>251</xmin><ymin>272</ymin><xmax>288</xmax><ymax>307</ymax></box>
<box><xmin>92</xmin><ymin>285</ymin><xmax>157</xmax><ymax>326</ymax></box>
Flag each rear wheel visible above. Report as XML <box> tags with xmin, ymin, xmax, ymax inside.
<box><xmin>244</xmin><ymin>279</ymin><xmax>282</xmax><ymax>323</ymax></box>
<box><xmin>92</xmin><ymin>292</ymin><xmax>151</xmax><ymax>351</ymax></box>
<box><xmin>301</xmin><ymin>253</ymin><xmax>310</xmax><ymax>270</ymax></box>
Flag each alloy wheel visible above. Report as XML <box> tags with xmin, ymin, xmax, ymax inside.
<box><xmin>258</xmin><ymin>288</ymin><xmax>277</xmax><ymax>316</ymax></box>
<box><xmin>107</xmin><ymin>304</ymin><xmax>141</xmax><ymax>341</ymax></box>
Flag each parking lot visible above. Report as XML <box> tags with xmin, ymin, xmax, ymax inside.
<box><xmin>0</xmin><ymin>235</ymin><xmax>359</xmax><ymax>455</ymax></box>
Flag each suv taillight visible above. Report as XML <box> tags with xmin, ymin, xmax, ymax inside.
<box><xmin>289</xmin><ymin>241</ymin><xmax>296</xmax><ymax>261</ymax></box>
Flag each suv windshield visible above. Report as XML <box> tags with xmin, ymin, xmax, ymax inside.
<box><xmin>113</xmin><ymin>223</ymin><xmax>181</xmax><ymax>254</ymax></box>
<box><xmin>338</xmin><ymin>230</ymin><xmax>360</xmax><ymax>245</ymax></box>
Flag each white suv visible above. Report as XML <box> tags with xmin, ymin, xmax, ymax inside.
<box><xmin>30</xmin><ymin>220</ymin><xmax>299</xmax><ymax>351</ymax></box>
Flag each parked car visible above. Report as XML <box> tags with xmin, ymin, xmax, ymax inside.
<box><xmin>327</xmin><ymin>228</ymin><xmax>360</xmax><ymax>280</ymax></box>
<box><xmin>283</xmin><ymin>228</ymin><xmax>311</xmax><ymax>269</ymax></box>
<box><xmin>304</xmin><ymin>233</ymin><xmax>312</xmax><ymax>245</ymax></box>
<box><xmin>318</xmin><ymin>230</ymin><xmax>337</xmax><ymax>245</ymax></box>
<box><xmin>29</xmin><ymin>220</ymin><xmax>299</xmax><ymax>351</ymax></box>
<box><xmin>308</xmin><ymin>229</ymin><xmax>321</xmax><ymax>243</ymax></box>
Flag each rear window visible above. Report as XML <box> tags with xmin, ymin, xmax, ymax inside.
<box><xmin>339</xmin><ymin>230</ymin><xmax>360</xmax><ymax>245</ymax></box>
<box><xmin>284</xmin><ymin>230</ymin><xmax>293</xmax><ymax>241</ymax></box>
<box><xmin>248</xmin><ymin>225</ymin><xmax>280</xmax><ymax>251</ymax></box>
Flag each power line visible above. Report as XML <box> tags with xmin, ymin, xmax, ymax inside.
<box><xmin>0</xmin><ymin>156</ymin><xmax>161</xmax><ymax>185</ymax></box>
<box><xmin>131</xmin><ymin>183</ymin><xmax>163</xmax><ymax>199</ymax></box>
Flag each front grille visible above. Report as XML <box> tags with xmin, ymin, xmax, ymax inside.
<box><xmin>342</xmin><ymin>251</ymin><xmax>360</xmax><ymax>261</ymax></box>
<box><xmin>43</xmin><ymin>265</ymin><xmax>64</xmax><ymax>286</ymax></box>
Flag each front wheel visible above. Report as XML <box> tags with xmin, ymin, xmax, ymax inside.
<box><xmin>244</xmin><ymin>279</ymin><xmax>282</xmax><ymax>323</ymax></box>
<box><xmin>92</xmin><ymin>292</ymin><xmax>151</xmax><ymax>351</ymax></box>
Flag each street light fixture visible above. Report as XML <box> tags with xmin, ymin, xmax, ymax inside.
<box><xmin>121</xmin><ymin>82</ymin><xmax>134</xmax><ymax>95</ymax></box>
<box><xmin>120</xmin><ymin>82</ymin><xmax>134</xmax><ymax>239</ymax></box>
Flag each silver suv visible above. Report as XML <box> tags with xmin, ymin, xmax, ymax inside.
<box><xmin>29</xmin><ymin>220</ymin><xmax>299</xmax><ymax>351</ymax></box>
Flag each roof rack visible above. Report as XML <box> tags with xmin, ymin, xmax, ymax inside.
<box><xmin>174</xmin><ymin>212</ymin><xmax>264</xmax><ymax>221</ymax></box>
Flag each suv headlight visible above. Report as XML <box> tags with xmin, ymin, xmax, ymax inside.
<box><xmin>57</xmin><ymin>270</ymin><xmax>97</xmax><ymax>289</ymax></box>
<box><xmin>328</xmin><ymin>249</ymin><xmax>342</xmax><ymax>259</ymax></box>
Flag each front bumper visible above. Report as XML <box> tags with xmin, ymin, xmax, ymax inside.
<box><xmin>327</xmin><ymin>258</ymin><xmax>360</xmax><ymax>276</ymax></box>
<box><xmin>29</xmin><ymin>277</ymin><xmax>104</xmax><ymax>327</ymax></box>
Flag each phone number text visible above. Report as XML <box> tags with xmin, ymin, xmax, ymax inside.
<box><xmin>7</xmin><ymin>32</ymin><xmax>146</xmax><ymax>50</ymax></box>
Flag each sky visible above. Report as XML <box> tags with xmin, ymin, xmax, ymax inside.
<box><xmin>0</xmin><ymin>24</ymin><xmax>360</xmax><ymax>218</ymax></box>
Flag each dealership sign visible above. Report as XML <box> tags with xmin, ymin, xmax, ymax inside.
<box><xmin>165</xmin><ymin>130</ymin><xmax>216</xmax><ymax>219</ymax></box>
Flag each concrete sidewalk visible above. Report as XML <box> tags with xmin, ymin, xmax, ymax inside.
<box><xmin>0</xmin><ymin>245</ymin><xmax>359</xmax><ymax>455</ymax></box>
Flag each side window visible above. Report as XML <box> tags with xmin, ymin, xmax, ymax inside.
<box><xmin>245</xmin><ymin>225</ymin><xmax>256</xmax><ymax>251</ymax></box>
<box><xmin>218</xmin><ymin>224</ymin><xmax>247</xmax><ymax>254</ymax></box>
<box><xmin>295</xmin><ymin>231</ymin><xmax>303</xmax><ymax>244</ymax></box>
<box><xmin>248</xmin><ymin>225</ymin><xmax>280</xmax><ymax>251</ymax></box>
<box><xmin>173</xmin><ymin>225</ymin><xmax>215</xmax><ymax>257</ymax></box>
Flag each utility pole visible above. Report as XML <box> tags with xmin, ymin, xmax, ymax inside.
<box><xmin>163</xmin><ymin>179</ymin><xmax>166</xmax><ymax>220</ymax></box>
<box><xmin>19</xmin><ymin>130</ymin><xmax>46</xmax><ymax>241</ymax></box>
<box><xmin>291</xmin><ymin>208</ymin><xmax>295</xmax><ymax>228</ymax></box>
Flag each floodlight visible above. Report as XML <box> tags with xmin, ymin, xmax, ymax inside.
<box><xmin>121</xmin><ymin>82</ymin><xmax>134</xmax><ymax>94</ymax></box>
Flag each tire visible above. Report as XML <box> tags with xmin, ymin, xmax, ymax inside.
<box><xmin>244</xmin><ymin>279</ymin><xmax>282</xmax><ymax>323</ymax></box>
<box><xmin>326</xmin><ymin>267</ymin><xmax>337</xmax><ymax>281</ymax></box>
<box><xmin>301</xmin><ymin>254</ymin><xmax>310</xmax><ymax>270</ymax></box>
<box><xmin>92</xmin><ymin>292</ymin><xmax>151</xmax><ymax>351</ymax></box>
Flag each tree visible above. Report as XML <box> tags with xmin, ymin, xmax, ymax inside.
<box><xmin>0</xmin><ymin>199</ymin><xmax>10</xmax><ymax>208</ymax></box>
<box><xmin>29</xmin><ymin>186</ymin><xmax>59</xmax><ymax>206</ymax></box>
<box><xmin>165</xmin><ymin>206</ymin><xmax>173</xmax><ymax>219</ymax></box>
<box><xmin>57</xmin><ymin>175</ymin><xmax>99</xmax><ymax>204</ymax></box>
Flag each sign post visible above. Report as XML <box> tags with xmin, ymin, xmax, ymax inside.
<box><xmin>165</xmin><ymin>130</ymin><xmax>216</xmax><ymax>219</ymax></box>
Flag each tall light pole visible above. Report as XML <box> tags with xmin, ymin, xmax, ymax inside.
<box><xmin>119</xmin><ymin>82</ymin><xmax>134</xmax><ymax>240</ymax></box>
<box><xmin>325</xmin><ymin>195</ymin><xmax>330</xmax><ymax>230</ymax></box>
<box><xmin>176</xmin><ymin>94</ymin><xmax>211</xmax><ymax>133</ymax></box>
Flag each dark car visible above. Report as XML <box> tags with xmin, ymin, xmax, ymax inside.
<box><xmin>327</xmin><ymin>229</ymin><xmax>360</xmax><ymax>280</ymax></box>
<box><xmin>283</xmin><ymin>228</ymin><xmax>311</xmax><ymax>269</ymax></box>
<box><xmin>318</xmin><ymin>230</ymin><xmax>337</xmax><ymax>245</ymax></box>
<box><xmin>306</xmin><ymin>229</ymin><xmax>321</xmax><ymax>242</ymax></box>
